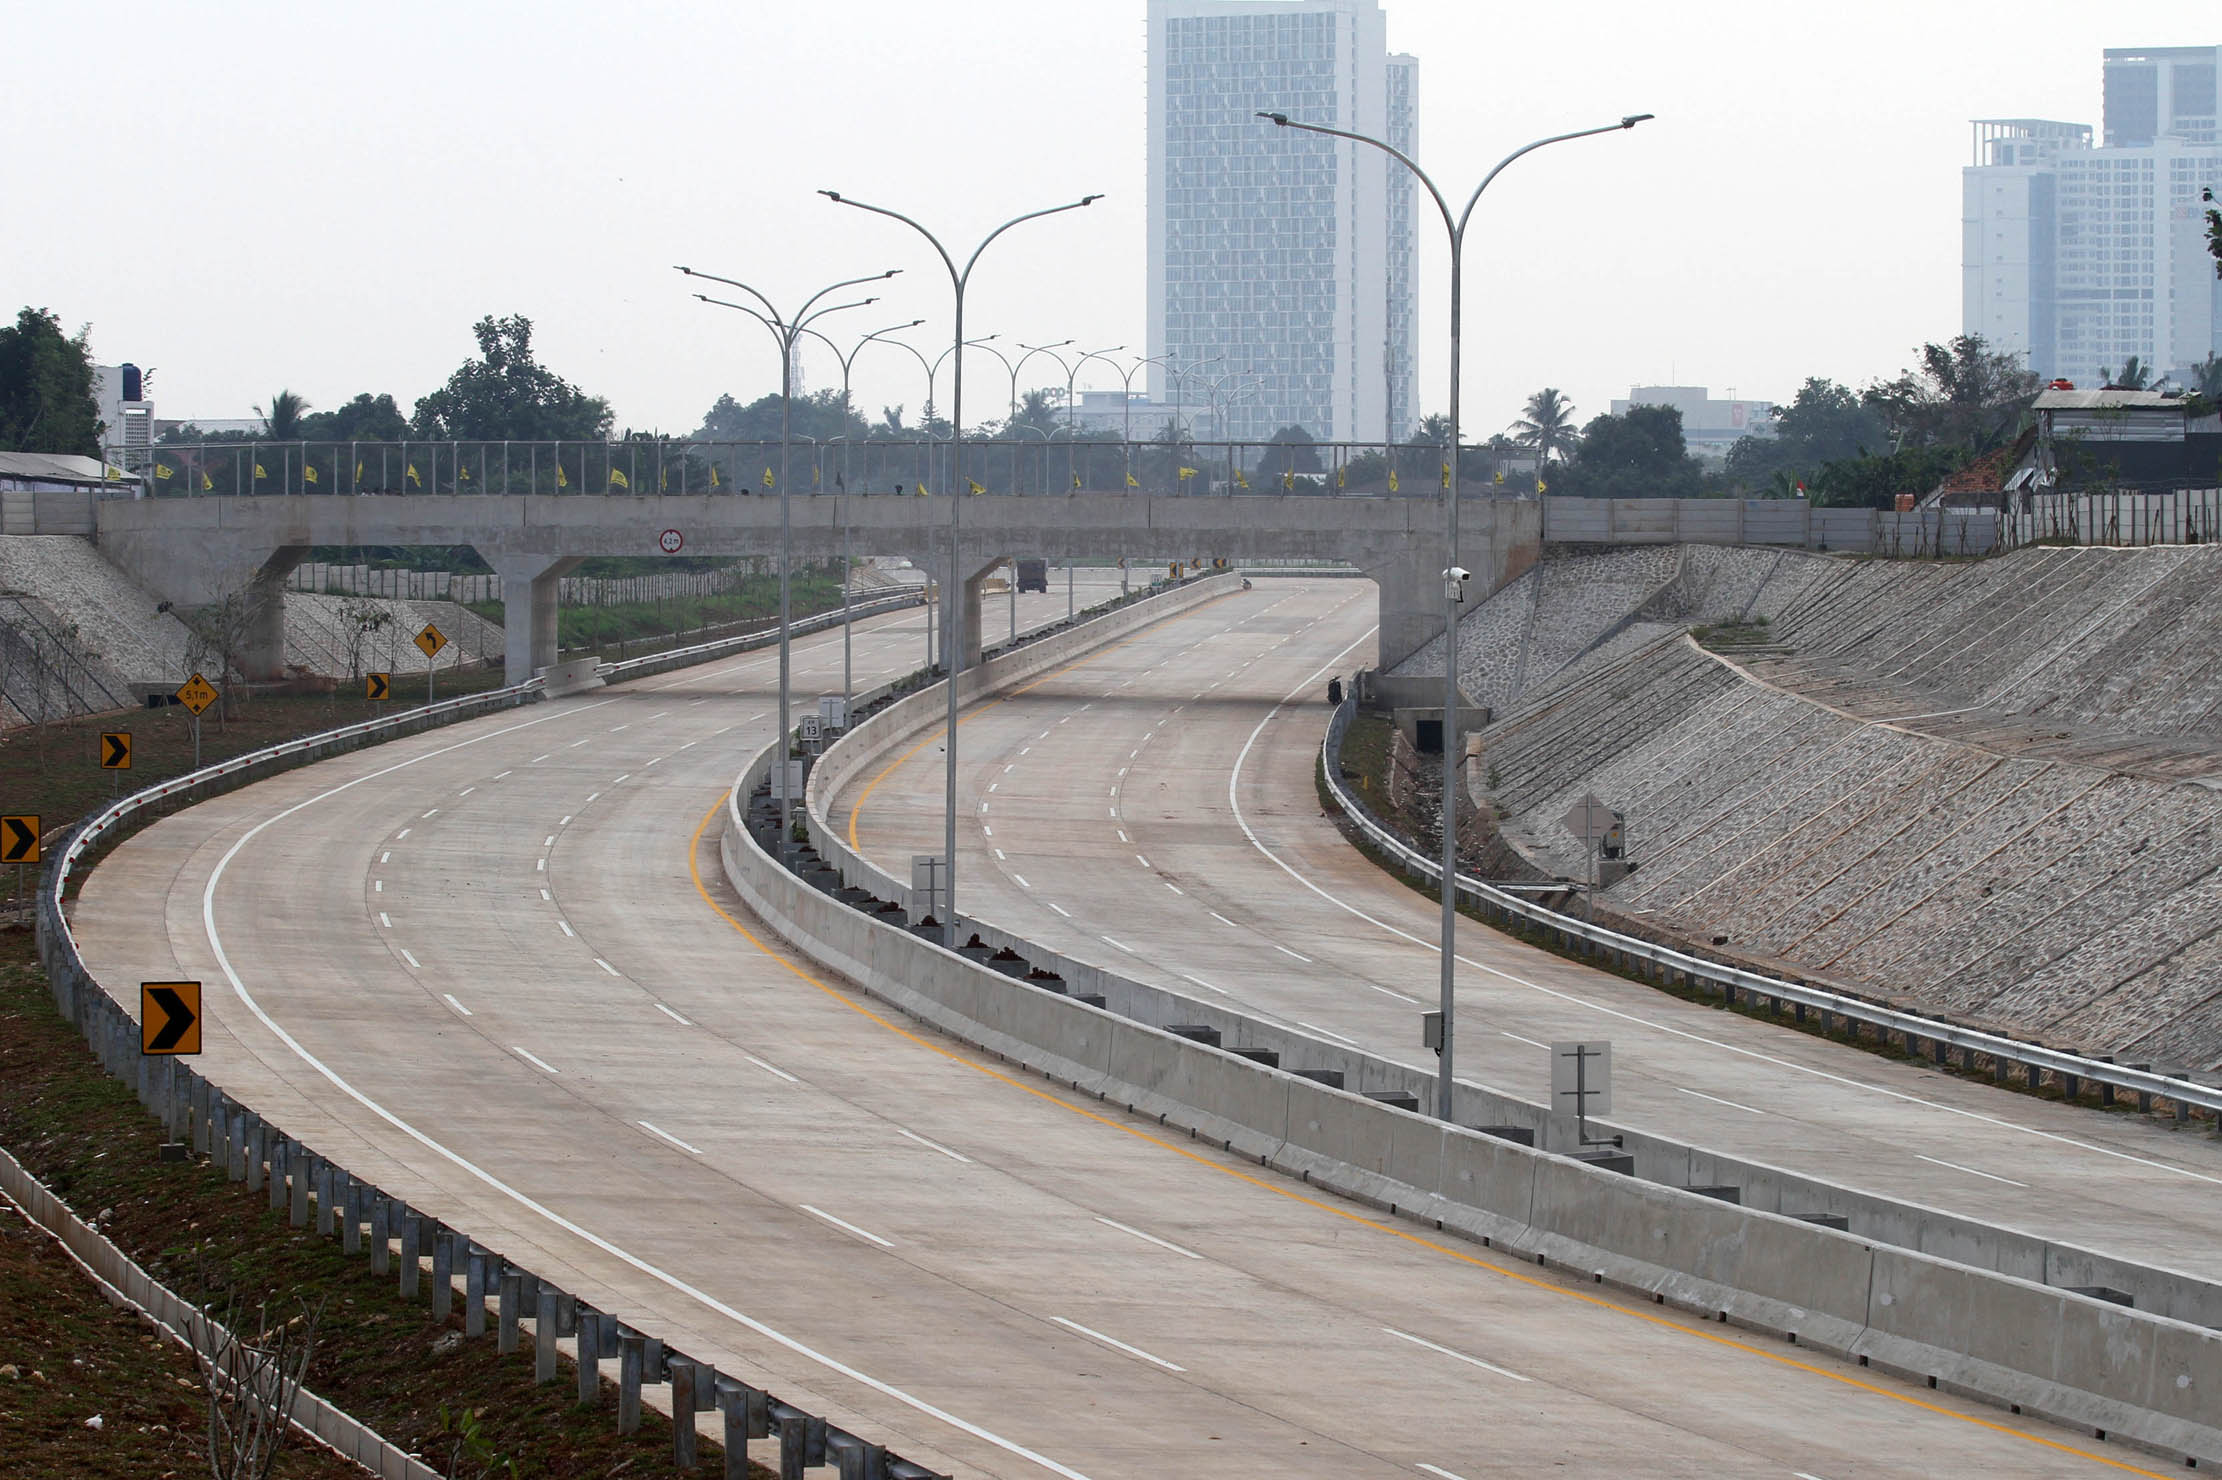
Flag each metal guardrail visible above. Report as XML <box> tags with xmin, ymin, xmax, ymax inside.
<box><xmin>37</xmin><ymin>660</ymin><xmax>952</xmax><ymax>1477</ymax></box>
<box><xmin>1319</xmin><ymin>697</ymin><xmax>2222</xmax><ymax>1121</ymax></box>
<box><xmin>597</xmin><ymin>589</ymin><xmax>923</xmax><ymax>683</ymax></box>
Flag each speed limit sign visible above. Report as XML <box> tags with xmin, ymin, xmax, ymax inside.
<box><xmin>658</xmin><ymin>528</ymin><xmax>684</xmax><ymax>554</ymax></box>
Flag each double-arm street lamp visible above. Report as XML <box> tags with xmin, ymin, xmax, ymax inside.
<box><xmin>1258</xmin><ymin>107</ymin><xmax>1653</xmax><ymax>1121</ymax></box>
<box><xmin>677</xmin><ymin>263</ymin><xmax>898</xmax><ymax>860</ymax></box>
<box><xmin>1018</xmin><ymin>341</ymin><xmax>1124</xmax><ymax>492</ymax></box>
<box><xmin>822</xmin><ymin>188</ymin><xmax>1102</xmax><ymax>945</ymax></box>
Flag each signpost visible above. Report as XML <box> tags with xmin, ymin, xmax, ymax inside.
<box><xmin>1550</xmin><ymin>1039</ymin><xmax>1614</xmax><ymax>1148</ymax></box>
<box><xmin>3</xmin><ymin>814</ymin><xmax>37</xmax><ymax>911</ymax></box>
<box><xmin>911</xmin><ymin>855</ymin><xmax>947</xmax><ymax>927</ymax></box>
<box><xmin>176</xmin><ymin>673</ymin><xmax>217</xmax><ymax>769</ymax></box>
<box><xmin>1559</xmin><ymin>792</ymin><xmax>1616</xmax><ymax>922</ymax></box>
<box><xmin>365</xmin><ymin>671</ymin><xmax>391</xmax><ymax>703</ymax></box>
<box><xmin>414</xmin><ymin>624</ymin><xmax>448</xmax><ymax>703</ymax></box>
<box><xmin>141</xmin><ymin>982</ymin><xmax>203</xmax><ymax>1055</ymax></box>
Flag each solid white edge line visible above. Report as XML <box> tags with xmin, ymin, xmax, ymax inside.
<box><xmin>1049</xmin><ymin>1317</ymin><xmax>1184</xmax><ymax>1373</ymax></box>
<box><xmin>745</xmin><ymin>1053</ymin><xmax>800</xmax><ymax>1084</ymax></box>
<box><xmin>801</xmin><ymin>1204</ymin><xmax>894</xmax><ymax>1248</ymax></box>
<box><xmin>896</xmin><ymin>1127</ymin><xmax>973</xmax><ymax>1164</ymax></box>
<box><xmin>1295</xmin><ymin>1020</ymin><xmax>1359</xmax><ymax>1048</ymax></box>
<box><xmin>195</xmin><ymin>696</ymin><xmax>1095</xmax><ymax>1479</ymax></box>
<box><xmin>1381</xmin><ymin>1326</ymin><xmax>1529</xmax><ymax>1382</ymax></box>
<box><xmin>639</xmin><ymin>1120</ymin><xmax>702</xmax><ymax>1155</ymax></box>
<box><xmin>1094</xmin><ymin>1216</ymin><xmax>1203</xmax><ymax>1260</ymax></box>
<box><xmin>654</xmin><ymin>1003</ymin><xmax>692</xmax><ymax>1025</ymax></box>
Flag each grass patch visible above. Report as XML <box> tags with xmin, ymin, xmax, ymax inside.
<box><xmin>0</xmin><ymin>927</ymin><xmax>774</xmax><ymax>1478</ymax></box>
<box><xmin>466</xmin><ymin>569</ymin><xmax>848</xmax><ymax>659</ymax></box>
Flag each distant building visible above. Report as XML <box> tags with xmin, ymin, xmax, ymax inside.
<box><xmin>1609</xmin><ymin>386</ymin><xmax>1777</xmax><ymax>460</ymax></box>
<box><xmin>1963</xmin><ymin>46</ymin><xmax>2222</xmax><ymax>388</ymax></box>
<box><xmin>92</xmin><ymin>363</ymin><xmax>153</xmax><ymax>463</ymax></box>
<box><xmin>1063</xmin><ymin>390</ymin><xmax>1182</xmax><ymax>441</ymax></box>
<box><xmin>1147</xmin><ymin>0</ymin><xmax>1419</xmax><ymax>445</ymax></box>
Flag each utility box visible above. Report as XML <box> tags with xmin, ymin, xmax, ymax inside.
<box><xmin>1421</xmin><ymin>1010</ymin><xmax>1444</xmax><ymax>1052</ymax></box>
<box><xmin>819</xmin><ymin>694</ymin><xmax>849</xmax><ymax>729</ymax></box>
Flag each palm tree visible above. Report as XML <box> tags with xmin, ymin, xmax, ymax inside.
<box><xmin>2108</xmin><ymin>356</ymin><xmax>2151</xmax><ymax>391</ymax></box>
<box><xmin>1511</xmin><ymin>388</ymin><xmax>1577</xmax><ymax>466</ymax></box>
<box><xmin>257</xmin><ymin>389</ymin><xmax>311</xmax><ymax>440</ymax></box>
<box><xmin>2187</xmin><ymin>354</ymin><xmax>2221</xmax><ymax>399</ymax></box>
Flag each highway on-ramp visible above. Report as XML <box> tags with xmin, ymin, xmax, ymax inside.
<box><xmin>71</xmin><ymin>583</ymin><xmax>2155</xmax><ymax>1478</ymax></box>
<box><xmin>831</xmin><ymin>577</ymin><xmax>2222</xmax><ymax>1290</ymax></box>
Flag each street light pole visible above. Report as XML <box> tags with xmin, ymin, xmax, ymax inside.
<box><xmin>677</xmin><ymin>263</ymin><xmax>899</xmax><ymax>862</ymax></box>
<box><xmin>1258</xmin><ymin>108</ymin><xmax>1653</xmax><ymax>1121</ymax></box>
<box><xmin>823</xmin><ymin>188</ymin><xmax>1102</xmax><ymax>945</ymax></box>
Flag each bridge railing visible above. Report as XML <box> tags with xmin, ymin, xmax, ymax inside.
<box><xmin>105</xmin><ymin>438</ymin><xmax>1511</xmax><ymax>499</ymax></box>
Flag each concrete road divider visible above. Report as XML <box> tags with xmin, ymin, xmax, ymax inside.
<box><xmin>728</xmin><ymin>573</ymin><xmax>2222</xmax><ymax>1469</ymax></box>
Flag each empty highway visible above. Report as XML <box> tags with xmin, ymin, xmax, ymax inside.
<box><xmin>70</xmin><ymin>582</ymin><xmax>2163</xmax><ymax>1477</ymax></box>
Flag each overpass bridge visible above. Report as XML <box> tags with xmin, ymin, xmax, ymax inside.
<box><xmin>89</xmin><ymin>489</ymin><xmax>1540</xmax><ymax>680</ymax></box>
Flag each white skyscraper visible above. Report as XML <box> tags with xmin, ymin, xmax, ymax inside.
<box><xmin>1965</xmin><ymin>46</ymin><xmax>2222</xmax><ymax>387</ymax></box>
<box><xmin>1146</xmin><ymin>0</ymin><xmax>1419</xmax><ymax>445</ymax></box>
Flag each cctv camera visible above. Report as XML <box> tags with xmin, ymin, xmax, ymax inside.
<box><xmin>1447</xmin><ymin>566</ymin><xmax>1471</xmax><ymax>582</ymax></box>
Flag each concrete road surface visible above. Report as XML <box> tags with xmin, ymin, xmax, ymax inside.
<box><xmin>72</xmin><ymin>582</ymin><xmax>2160</xmax><ymax>1477</ymax></box>
<box><xmin>832</xmin><ymin>578</ymin><xmax>2222</xmax><ymax>1291</ymax></box>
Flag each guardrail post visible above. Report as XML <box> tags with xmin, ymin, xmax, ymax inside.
<box><xmin>316</xmin><ymin>1161</ymin><xmax>336</xmax><ymax>1235</ymax></box>
<box><xmin>399</xmin><ymin>1215</ymin><xmax>421</xmax><ymax>1298</ymax></box>
<box><xmin>534</xmin><ymin>1288</ymin><xmax>558</xmax><ymax>1382</ymax></box>
<box><xmin>716</xmin><ymin>1380</ymin><xmax>750</xmax><ymax>1479</ymax></box>
<box><xmin>576</xmin><ymin>1308</ymin><xmax>601</xmax><ymax>1406</ymax></box>
<box><xmin>290</xmin><ymin>1147</ymin><xmax>311</xmax><ymax>1227</ymax></box>
<box><xmin>341</xmin><ymin>1178</ymin><xmax>362</xmax><ymax>1255</ymax></box>
<box><xmin>778</xmin><ymin>1413</ymin><xmax>806</xmax><ymax>1480</ymax></box>
<box><xmin>241</xmin><ymin>1113</ymin><xmax>262</xmax><ymax>1189</ymax></box>
<box><xmin>669</xmin><ymin>1358</ymin><xmax>698</xmax><ymax>1468</ymax></box>
<box><xmin>465</xmin><ymin>1249</ymin><xmax>488</xmax><ymax>1337</ymax></box>
<box><xmin>191</xmin><ymin>1077</ymin><xmax>211</xmax><ymax>1154</ymax></box>
<box><xmin>430</xmin><ymin>1230</ymin><xmax>455</xmax><ymax>1318</ymax></box>
<box><xmin>617</xmin><ymin>1331</ymin><xmax>645</xmax><ymax>1433</ymax></box>
<box><xmin>498</xmin><ymin>1266</ymin><xmax>521</xmax><ymax>1353</ymax></box>
<box><xmin>369</xmin><ymin>1197</ymin><xmax>390</xmax><ymax>1273</ymax></box>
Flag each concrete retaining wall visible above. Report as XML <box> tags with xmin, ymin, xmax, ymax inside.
<box><xmin>734</xmin><ymin>585</ymin><xmax>2222</xmax><ymax>1466</ymax></box>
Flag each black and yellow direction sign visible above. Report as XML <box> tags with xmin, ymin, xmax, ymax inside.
<box><xmin>141</xmin><ymin>982</ymin><xmax>203</xmax><ymax>1055</ymax></box>
<box><xmin>99</xmin><ymin>732</ymin><xmax>132</xmax><ymax>770</ymax></box>
<box><xmin>1168</xmin><ymin>562</ymin><xmax>1181</xmax><ymax>578</ymax></box>
<box><xmin>1</xmin><ymin>815</ymin><xmax>38</xmax><ymax>864</ymax></box>
<box><xmin>414</xmin><ymin>624</ymin><xmax>448</xmax><ymax>659</ymax></box>
<box><xmin>365</xmin><ymin>672</ymin><xmax>391</xmax><ymax>701</ymax></box>
<box><xmin>176</xmin><ymin>672</ymin><xmax>218</xmax><ymax>715</ymax></box>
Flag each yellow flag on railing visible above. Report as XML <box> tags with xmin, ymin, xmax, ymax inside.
<box><xmin>610</xmin><ymin>468</ymin><xmax>630</xmax><ymax>489</ymax></box>
<box><xmin>253</xmin><ymin>462</ymin><xmax>267</xmax><ymax>480</ymax></box>
<box><xmin>1177</xmin><ymin>466</ymin><xmax>1198</xmax><ymax>481</ymax></box>
<box><xmin>1072</xmin><ymin>472</ymin><xmax>1082</xmax><ymax>490</ymax></box>
<box><xmin>201</xmin><ymin>470</ymin><xmax>213</xmax><ymax>490</ymax></box>
<box><xmin>1235</xmin><ymin>469</ymin><xmax>1250</xmax><ymax>489</ymax></box>
<box><xmin>1440</xmin><ymin>462</ymin><xmax>1451</xmax><ymax>489</ymax></box>
<box><xmin>761</xmin><ymin>467</ymin><xmax>775</xmax><ymax>489</ymax></box>
<box><xmin>303</xmin><ymin>462</ymin><xmax>319</xmax><ymax>484</ymax></box>
<box><xmin>1537</xmin><ymin>477</ymin><xmax>1548</xmax><ymax>494</ymax></box>
<box><xmin>1335</xmin><ymin>465</ymin><xmax>1346</xmax><ymax>488</ymax></box>
<box><xmin>556</xmin><ymin>463</ymin><xmax>569</xmax><ymax>488</ymax></box>
<box><xmin>355</xmin><ymin>460</ymin><xmax>364</xmax><ymax>482</ymax></box>
<box><xmin>1494</xmin><ymin>468</ymin><xmax>1506</xmax><ymax>485</ymax></box>
<box><xmin>406</xmin><ymin>463</ymin><xmax>421</xmax><ymax>486</ymax></box>
<box><xmin>155</xmin><ymin>464</ymin><xmax>174</xmax><ymax>481</ymax></box>
<box><xmin>709</xmin><ymin>464</ymin><xmax>719</xmax><ymax>489</ymax></box>
<box><xmin>458</xmin><ymin>463</ymin><xmax>470</xmax><ymax>481</ymax></box>
<box><xmin>1282</xmin><ymin>469</ymin><xmax>1294</xmax><ymax>491</ymax></box>
<box><xmin>1388</xmin><ymin>467</ymin><xmax>1399</xmax><ymax>493</ymax></box>
<box><xmin>1125</xmin><ymin>471</ymin><xmax>1139</xmax><ymax>488</ymax></box>
<box><xmin>917</xmin><ymin>481</ymin><xmax>931</xmax><ymax>496</ymax></box>
<box><xmin>968</xmin><ymin>478</ymin><xmax>985</xmax><ymax>495</ymax></box>
<box><xmin>812</xmin><ymin>464</ymin><xmax>821</xmax><ymax>487</ymax></box>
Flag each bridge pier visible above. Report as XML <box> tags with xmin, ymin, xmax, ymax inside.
<box><xmin>487</xmin><ymin>554</ymin><xmax>584</xmax><ymax>681</ymax></box>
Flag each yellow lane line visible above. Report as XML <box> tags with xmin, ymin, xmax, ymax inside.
<box><xmin>686</xmin><ymin>797</ymin><xmax>2168</xmax><ymax>1479</ymax></box>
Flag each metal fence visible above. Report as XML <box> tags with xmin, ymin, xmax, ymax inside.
<box><xmin>1997</xmin><ymin>487</ymin><xmax>2222</xmax><ymax>549</ymax></box>
<box><xmin>109</xmin><ymin>438</ymin><xmax>1521</xmax><ymax>500</ymax></box>
<box><xmin>1319</xmin><ymin>696</ymin><xmax>2222</xmax><ymax>1121</ymax></box>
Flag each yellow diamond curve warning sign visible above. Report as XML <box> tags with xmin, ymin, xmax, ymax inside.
<box><xmin>414</xmin><ymin>624</ymin><xmax>448</xmax><ymax>659</ymax></box>
<box><xmin>176</xmin><ymin>673</ymin><xmax>218</xmax><ymax>715</ymax></box>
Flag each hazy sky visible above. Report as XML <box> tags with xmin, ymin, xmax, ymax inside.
<box><xmin>11</xmin><ymin>3</ymin><xmax>2217</xmax><ymax>441</ymax></box>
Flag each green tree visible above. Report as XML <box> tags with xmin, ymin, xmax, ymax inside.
<box><xmin>2204</xmin><ymin>186</ymin><xmax>2220</xmax><ymax>277</ymax></box>
<box><xmin>2189</xmin><ymin>353</ymin><xmax>2222</xmax><ymax>400</ymax></box>
<box><xmin>257</xmin><ymin>389</ymin><xmax>311</xmax><ymax>440</ymax></box>
<box><xmin>412</xmin><ymin>315</ymin><xmax>612</xmax><ymax>440</ymax></box>
<box><xmin>1863</xmin><ymin>333</ymin><xmax>2038</xmax><ymax>453</ymax></box>
<box><xmin>298</xmin><ymin>392</ymin><xmax>408</xmax><ymax>442</ymax></box>
<box><xmin>694</xmin><ymin>388</ymin><xmax>862</xmax><ymax>443</ymax></box>
<box><xmin>1807</xmin><ymin>446</ymin><xmax>1964</xmax><ymax>509</ymax></box>
<box><xmin>1551</xmin><ymin>404</ymin><xmax>1704</xmax><ymax>500</ymax></box>
<box><xmin>1723</xmin><ymin>377</ymin><xmax>1887</xmax><ymax>490</ymax></box>
<box><xmin>0</xmin><ymin>307</ymin><xmax>102</xmax><ymax>457</ymax></box>
<box><xmin>1263</xmin><ymin>424</ymin><xmax>1323</xmax><ymax>473</ymax></box>
<box><xmin>1510</xmin><ymin>388</ymin><xmax>1578</xmax><ymax>467</ymax></box>
<box><xmin>2108</xmin><ymin>355</ymin><xmax>2151</xmax><ymax>391</ymax></box>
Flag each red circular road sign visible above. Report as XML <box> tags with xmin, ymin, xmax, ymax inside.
<box><xmin>658</xmin><ymin>528</ymin><xmax>684</xmax><ymax>554</ymax></box>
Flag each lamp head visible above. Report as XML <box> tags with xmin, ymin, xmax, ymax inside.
<box><xmin>882</xmin><ymin>269</ymin><xmax>900</xmax><ymax>279</ymax></box>
<box><xmin>1081</xmin><ymin>194</ymin><xmax>1103</xmax><ymax>205</ymax></box>
<box><xmin>1622</xmin><ymin>113</ymin><xmax>1655</xmax><ymax>129</ymax></box>
<box><xmin>819</xmin><ymin>190</ymin><xmax>843</xmax><ymax>202</ymax></box>
<box><xmin>1257</xmin><ymin>111</ymin><xmax>1290</xmax><ymax>126</ymax></box>
<box><xmin>674</xmin><ymin>265</ymin><xmax>694</xmax><ymax>276</ymax></box>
